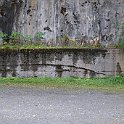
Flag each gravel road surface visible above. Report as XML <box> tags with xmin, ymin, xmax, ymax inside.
<box><xmin>0</xmin><ymin>86</ymin><xmax>124</xmax><ymax>124</ymax></box>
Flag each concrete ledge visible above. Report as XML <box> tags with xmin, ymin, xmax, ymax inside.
<box><xmin>0</xmin><ymin>48</ymin><xmax>123</xmax><ymax>77</ymax></box>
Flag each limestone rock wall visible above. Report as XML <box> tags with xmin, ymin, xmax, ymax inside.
<box><xmin>0</xmin><ymin>0</ymin><xmax>23</xmax><ymax>36</ymax></box>
<box><xmin>0</xmin><ymin>0</ymin><xmax>124</xmax><ymax>44</ymax></box>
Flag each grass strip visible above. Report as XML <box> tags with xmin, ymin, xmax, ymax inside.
<box><xmin>0</xmin><ymin>75</ymin><xmax>124</xmax><ymax>92</ymax></box>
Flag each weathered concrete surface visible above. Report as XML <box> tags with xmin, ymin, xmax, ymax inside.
<box><xmin>0</xmin><ymin>0</ymin><xmax>124</xmax><ymax>44</ymax></box>
<box><xmin>0</xmin><ymin>87</ymin><xmax>124</xmax><ymax>124</ymax></box>
<box><xmin>0</xmin><ymin>49</ymin><xmax>123</xmax><ymax>78</ymax></box>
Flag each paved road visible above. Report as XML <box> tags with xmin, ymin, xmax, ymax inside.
<box><xmin>0</xmin><ymin>86</ymin><xmax>124</xmax><ymax>124</ymax></box>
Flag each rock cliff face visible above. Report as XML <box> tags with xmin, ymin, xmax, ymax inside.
<box><xmin>0</xmin><ymin>0</ymin><xmax>23</xmax><ymax>36</ymax></box>
<box><xmin>0</xmin><ymin>0</ymin><xmax>124</xmax><ymax>44</ymax></box>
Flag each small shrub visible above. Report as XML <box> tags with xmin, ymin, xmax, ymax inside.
<box><xmin>34</xmin><ymin>32</ymin><xmax>44</xmax><ymax>41</ymax></box>
<box><xmin>10</xmin><ymin>31</ymin><xmax>23</xmax><ymax>44</ymax></box>
<box><xmin>59</xmin><ymin>35</ymin><xmax>70</xmax><ymax>46</ymax></box>
<box><xmin>107</xmin><ymin>42</ymin><xmax>117</xmax><ymax>48</ymax></box>
<box><xmin>34</xmin><ymin>32</ymin><xmax>44</xmax><ymax>45</ymax></box>
<box><xmin>63</xmin><ymin>35</ymin><xmax>76</xmax><ymax>47</ymax></box>
<box><xmin>117</xmin><ymin>39</ymin><xmax>124</xmax><ymax>48</ymax></box>
<box><xmin>0</xmin><ymin>32</ymin><xmax>7</xmax><ymax>42</ymax></box>
<box><xmin>117</xmin><ymin>23</ymin><xmax>124</xmax><ymax>48</ymax></box>
<box><xmin>23</xmin><ymin>35</ymin><xmax>32</xmax><ymax>44</ymax></box>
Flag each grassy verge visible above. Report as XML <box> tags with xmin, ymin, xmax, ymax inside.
<box><xmin>0</xmin><ymin>75</ymin><xmax>124</xmax><ymax>92</ymax></box>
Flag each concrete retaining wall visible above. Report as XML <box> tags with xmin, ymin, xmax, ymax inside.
<box><xmin>0</xmin><ymin>49</ymin><xmax>123</xmax><ymax>77</ymax></box>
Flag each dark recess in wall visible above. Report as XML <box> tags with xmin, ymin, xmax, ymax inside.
<box><xmin>0</xmin><ymin>0</ymin><xmax>23</xmax><ymax>40</ymax></box>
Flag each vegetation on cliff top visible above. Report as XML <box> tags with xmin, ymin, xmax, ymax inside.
<box><xmin>0</xmin><ymin>31</ymin><xmax>122</xmax><ymax>49</ymax></box>
<box><xmin>0</xmin><ymin>27</ymin><xmax>124</xmax><ymax>49</ymax></box>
